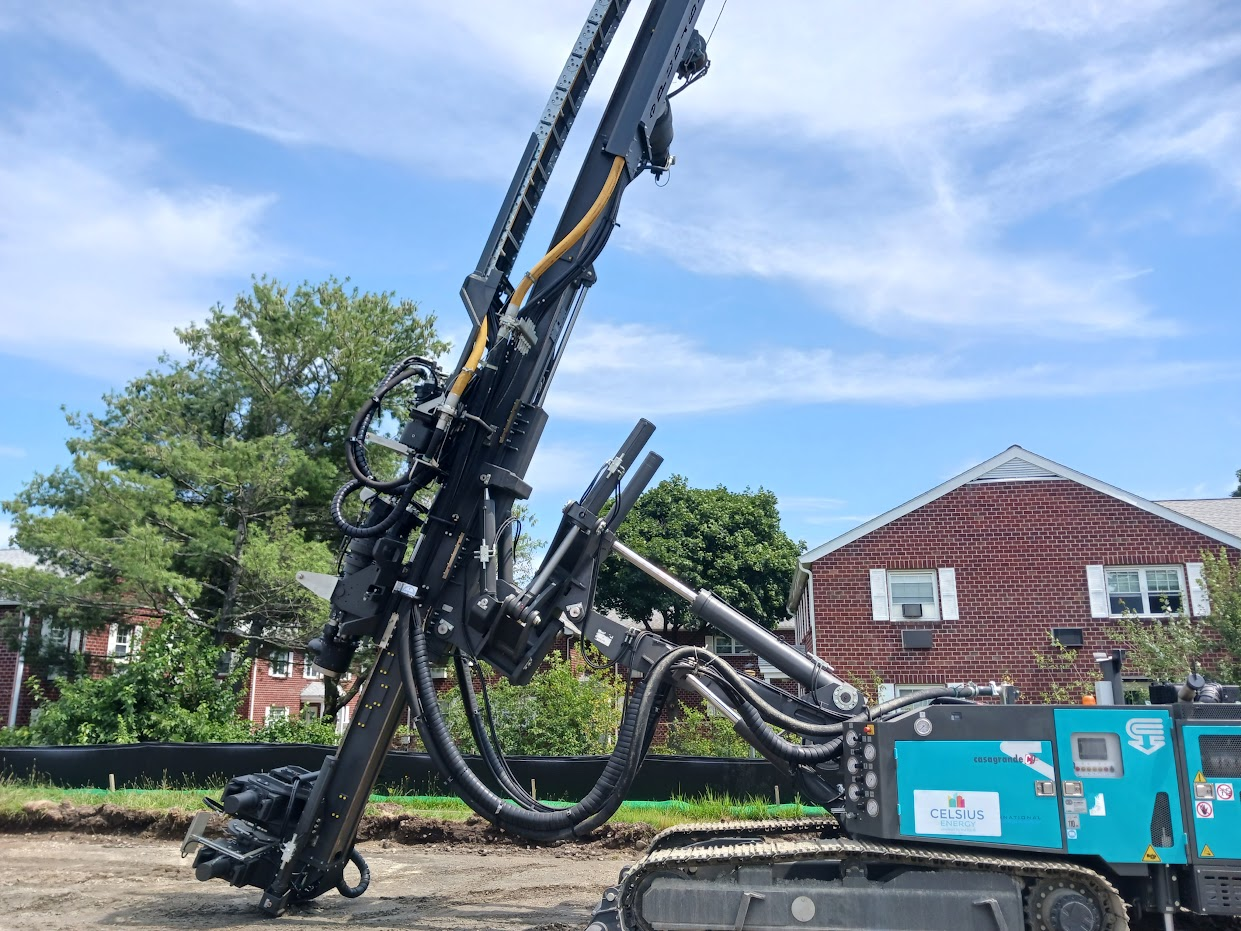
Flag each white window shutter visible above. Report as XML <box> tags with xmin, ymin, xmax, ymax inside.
<box><xmin>1187</xmin><ymin>563</ymin><xmax>1211</xmax><ymax>617</ymax></box>
<box><xmin>870</xmin><ymin>569</ymin><xmax>890</xmax><ymax>621</ymax></box>
<box><xmin>938</xmin><ymin>568</ymin><xmax>959</xmax><ymax>621</ymax></box>
<box><xmin>1086</xmin><ymin>565</ymin><xmax>1108</xmax><ymax>618</ymax></box>
<box><xmin>106</xmin><ymin>624</ymin><xmax>118</xmax><ymax>656</ymax></box>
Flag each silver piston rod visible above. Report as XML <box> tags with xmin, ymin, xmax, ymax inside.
<box><xmin>609</xmin><ymin>539</ymin><xmax>849</xmax><ymax>694</ymax></box>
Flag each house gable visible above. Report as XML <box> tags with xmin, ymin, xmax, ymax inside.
<box><xmin>787</xmin><ymin>446</ymin><xmax>1241</xmax><ymax>613</ymax></box>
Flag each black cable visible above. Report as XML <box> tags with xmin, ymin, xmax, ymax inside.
<box><xmin>397</xmin><ymin>604</ymin><xmax>686</xmax><ymax>841</ymax></box>
<box><xmin>330</xmin><ymin>477</ymin><xmax>419</xmax><ymax>539</ymax></box>
<box><xmin>454</xmin><ymin>652</ymin><xmax>553</xmax><ymax>812</ymax></box>
<box><xmin>335</xmin><ymin>848</ymin><xmax>370</xmax><ymax>898</ymax></box>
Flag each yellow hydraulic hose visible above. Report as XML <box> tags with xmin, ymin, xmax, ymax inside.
<box><xmin>449</xmin><ymin>316</ymin><xmax>489</xmax><ymax>398</ymax></box>
<box><xmin>447</xmin><ymin>153</ymin><xmax>627</xmax><ymax>401</ymax></box>
<box><xmin>507</xmin><ymin>153</ymin><xmax>627</xmax><ymax>316</ymax></box>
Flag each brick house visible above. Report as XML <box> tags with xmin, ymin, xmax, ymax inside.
<box><xmin>1</xmin><ymin>548</ymin><xmax>139</xmax><ymax>728</ymax></box>
<box><xmin>245</xmin><ymin>647</ymin><xmax>362</xmax><ymax>733</ymax></box>
<box><xmin>1</xmin><ymin>547</ymin><xmax>363</xmax><ymax>731</ymax></box>
<box><xmin>785</xmin><ymin>446</ymin><xmax>1241</xmax><ymax>702</ymax></box>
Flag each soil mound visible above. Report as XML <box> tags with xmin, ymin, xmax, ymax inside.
<box><xmin>1</xmin><ymin>799</ymin><xmax>655</xmax><ymax>852</ymax></box>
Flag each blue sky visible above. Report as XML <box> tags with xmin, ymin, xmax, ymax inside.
<box><xmin>1</xmin><ymin>0</ymin><xmax>1238</xmax><ymax>555</ymax></box>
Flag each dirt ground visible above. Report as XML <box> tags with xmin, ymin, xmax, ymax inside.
<box><xmin>0</xmin><ymin>832</ymin><xmax>630</xmax><ymax>931</ymax></box>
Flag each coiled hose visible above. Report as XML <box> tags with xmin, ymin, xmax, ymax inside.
<box><xmin>335</xmin><ymin>847</ymin><xmax>370</xmax><ymax>898</ymax></box>
<box><xmin>396</xmin><ymin>604</ymin><xmax>692</xmax><ymax>842</ymax></box>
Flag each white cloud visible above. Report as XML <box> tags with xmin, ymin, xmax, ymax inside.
<box><xmin>546</xmin><ymin>321</ymin><xmax>1226</xmax><ymax>421</ymax></box>
<box><xmin>0</xmin><ymin>447</ymin><xmax>26</xmax><ymax>459</ymax></box>
<box><xmin>0</xmin><ymin>104</ymin><xmax>275</xmax><ymax>372</ymax></box>
<box><xmin>11</xmin><ymin>0</ymin><xmax>1240</xmax><ymax>349</ymax></box>
<box><xmin>11</xmin><ymin>1</ymin><xmax>606</xmax><ymax>183</ymax></box>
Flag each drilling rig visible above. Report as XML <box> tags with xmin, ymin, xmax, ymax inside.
<box><xmin>184</xmin><ymin>3</ymin><xmax>1241</xmax><ymax>929</ymax></box>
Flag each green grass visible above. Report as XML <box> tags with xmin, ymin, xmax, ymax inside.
<box><xmin>0</xmin><ymin>777</ymin><xmax>824</xmax><ymax>830</ymax></box>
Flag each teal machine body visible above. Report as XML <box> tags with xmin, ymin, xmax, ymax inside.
<box><xmin>841</xmin><ymin>702</ymin><xmax>1241</xmax><ymax>916</ymax></box>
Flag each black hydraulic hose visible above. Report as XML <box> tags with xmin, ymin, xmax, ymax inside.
<box><xmin>335</xmin><ymin>848</ymin><xmax>370</xmax><ymax>898</ymax></box>
<box><xmin>330</xmin><ymin>476</ymin><xmax>420</xmax><ymax>539</ymax></box>
<box><xmin>454</xmin><ymin>652</ymin><xmax>554</xmax><ymax>812</ymax></box>
<box><xmin>397</xmin><ymin>605</ymin><xmax>684</xmax><ymax>842</ymax></box>
<box><xmin>735</xmin><ymin>686</ymin><xmax>986</xmax><ymax>764</ymax></box>
<box><xmin>690</xmin><ymin>651</ymin><xmax>850</xmax><ymax>737</ymax></box>
<box><xmin>345</xmin><ymin>359</ymin><xmax>439</xmax><ymax>492</ymax></box>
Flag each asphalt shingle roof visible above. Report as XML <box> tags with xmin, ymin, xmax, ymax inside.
<box><xmin>1157</xmin><ymin>499</ymin><xmax>1241</xmax><ymax>538</ymax></box>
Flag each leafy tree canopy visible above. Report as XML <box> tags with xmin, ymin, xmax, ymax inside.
<box><xmin>1</xmin><ymin>278</ymin><xmax>448</xmax><ymax>716</ymax></box>
<box><xmin>595</xmin><ymin>475</ymin><xmax>803</xmax><ymax>633</ymax></box>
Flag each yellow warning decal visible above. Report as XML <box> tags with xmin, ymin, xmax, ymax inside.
<box><xmin>1202</xmin><ymin>845</ymin><xmax>1215</xmax><ymax>858</ymax></box>
<box><xmin>1142</xmin><ymin>845</ymin><xmax>1162</xmax><ymax>863</ymax></box>
<box><xmin>1195</xmin><ymin>771</ymin><xmax>1207</xmax><ymax>783</ymax></box>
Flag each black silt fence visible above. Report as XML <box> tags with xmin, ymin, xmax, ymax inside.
<box><xmin>0</xmin><ymin>743</ymin><xmax>799</xmax><ymax>802</ymax></box>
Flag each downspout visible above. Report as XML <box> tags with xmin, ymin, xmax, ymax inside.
<box><xmin>806</xmin><ymin>572</ymin><xmax>818</xmax><ymax>666</ymax></box>
<box><xmin>8</xmin><ymin>613</ymin><xmax>29</xmax><ymax>728</ymax></box>
<box><xmin>247</xmin><ymin>654</ymin><xmax>258</xmax><ymax>723</ymax></box>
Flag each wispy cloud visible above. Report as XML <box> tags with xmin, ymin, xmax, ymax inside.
<box><xmin>0</xmin><ymin>447</ymin><xmax>26</xmax><ymax>459</ymax></box>
<box><xmin>777</xmin><ymin>495</ymin><xmax>874</xmax><ymax>529</ymax></box>
<box><xmin>10</xmin><ymin>0</ymin><xmax>1240</xmax><ymax>364</ymax></box>
<box><xmin>546</xmin><ymin>321</ymin><xmax>1227</xmax><ymax>421</ymax></box>
<box><xmin>0</xmin><ymin>101</ymin><xmax>275</xmax><ymax>373</ymax></box>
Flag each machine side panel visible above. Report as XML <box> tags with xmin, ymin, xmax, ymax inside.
<box><xmin>895</xmin><ymin>739</ymin><xmax>1064</xmax><ymax>849</ymax></box>
<box><xmin>1182</xmin><ymin>724</ymin><xmax>1241</xmax><ymax>861</ymax></box>
<box><xmin>1053</xmin><ymin>708</ymin><xmax>1186</xmax><ymax>864</ymax></box>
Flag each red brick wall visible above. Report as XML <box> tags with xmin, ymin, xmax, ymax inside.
<box><xmin>246</xmin><ymin>649</ymin><xmax>362</xmax><ymax>726</ymax></box>
<box><xmin>807</xmin><ymin>479</ymin><xmax>1239</xmax><ymax>700</ymax></box>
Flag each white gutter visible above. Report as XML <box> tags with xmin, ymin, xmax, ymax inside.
<box><xmin>7</xmin><ymin>613</ymin><xmax>29</xmax><ymax>728</ymax></box>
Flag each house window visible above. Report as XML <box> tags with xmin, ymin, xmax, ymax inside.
<box><xmin>302</xmin><ymin>653</ymin><xmax>322</xmax><ymax>679</ymax></box>
<box><xmin>335</xmin><ymin>705</ymin><xmax>352</xmax><ymax>736</ymax></box>
<box><xmin>1105</xmin><ymin>566</ymin><xmax>1184</xmax><ymax>616</ymax></box>
<box><xmin>265</xmin><ymin>706</ymin><xmax>289</xmax><ymax>724</ymax></box>
<box><xmin>870</xmin><ymin>568</ymin><xmax>958</xmax><ymax>621</ymax></box>
<box><xmin>300</xmin><ymin>702</ymin><xmax>323</xmax><ymax>721</ymax></box>
<box><xmin>711</xmin><ymin>633</ymin><xmax>751</xmax><ymax>655</ymax></box>
<box><xmin>110</xmin><ymin>625</ymin><xmax>134</xmax><ymax>659</ymax></box>
<box><xmin>268</xmin><ymin>650</ymin><xmax>291</xmax><ymax>677</ymax></box>
<box><xmin>889</xmin><ymin>570</ymin><xmax>939</xmax><ymax>621</ymax></box>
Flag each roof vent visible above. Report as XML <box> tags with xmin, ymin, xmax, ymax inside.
<box><xmin>972</xmin><ymin>457</ymin><xmax>1063</xmax><ymax>484</ymax></box>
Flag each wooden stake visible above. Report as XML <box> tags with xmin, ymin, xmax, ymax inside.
<box><xmin>774</xmin><ymin>785</ymin><xmax>781</xmax><ymax>806</ymax></box>
<box><xmin>530</xmin><ymin>779</ymin><xmax>537</xmax><ymax>800</ymax></box>
<box><xmin>108</xmin><ymin>773</ymin><xmax>116</xmax><ymax>792</ymax></box>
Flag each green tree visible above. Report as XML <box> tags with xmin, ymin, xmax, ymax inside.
<box><xmin>1110</xmin><ymin>548</ymin><xmax>1241</xmax><ymax>683</ymax></box>
<box><xmin>442</xmin><ymin>653</ymin><xmax>624</xmax><ymax>756</ymax></box>
<box><xmin>26</xmin><ymin>615</ymin><xmax>253</xmax><ymax>744</ymax></box>
<box><xmin>595</xmin><ymin>475</ymin><xmax>803</xmax><ymax>633</ymax></box>
<box><xmin>1</xmin><ymin>277</ymin><xmax>448</xmax><ymax>722</ymax></box>
<box><xmin>650</xmin><ymin>703</ymin><xmax>752</xmax><ymax>757</ymax></box>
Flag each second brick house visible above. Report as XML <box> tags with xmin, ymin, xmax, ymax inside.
<box><xmin>786</xmin><ymin>446</ymin><xmax>1241</xmax><ymax>702</ymax></box>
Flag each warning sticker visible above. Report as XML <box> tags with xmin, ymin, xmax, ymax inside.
<box><xmin>1143</xmin><ymin>845</ymin><xmax>1162</xmax><ymax>863</ymax></box>
<box><xmin>1196</xmin><ymin>800</ymin><xmax>1215</xmax><ymax>819</ymax></box>
<box><xmin>1216</xmin><ymin>783</ymin><xmax>1235</xmax><ymax>802</ymax></box>
<box><xmin>1064</xmin><ymin>798</ymin><xmax>1087</xmax><ymax>813</ymax></box>
<box><xmin>1202</xmin><ymin>844</ymin><xmax>1215</xmax><ymax>858</ymax></box>
<box><xmin>1195</xmin><ymin>771</ymin><xmax>1207</xmax><ymax>783</ymax></box>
